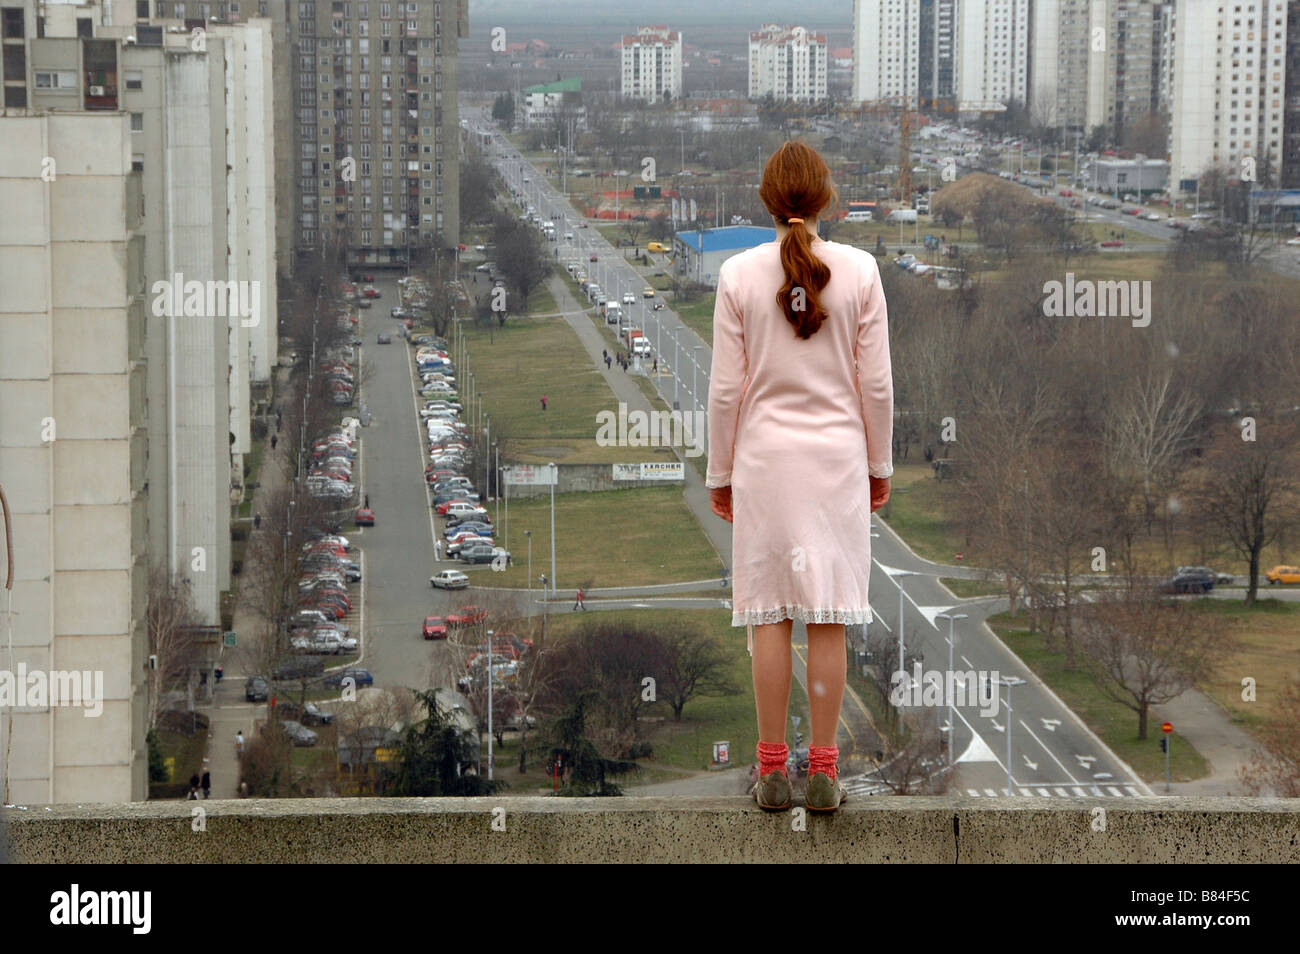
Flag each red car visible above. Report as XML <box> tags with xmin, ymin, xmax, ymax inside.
<box><xmin>436</xmin><ymin>499</ymin><xmax>477</xmax><ymax>515</ymax></box>
<box><xmin>355</xmin><ymin>507</ymin><xmax>375</xmax><ymax>526</ymax></box>
<box><xmin>1099</xmin><ymin>239</ymin><xmax>1124</xmax><ymax>248</ymax></box>
<box><xmin>1058</xmin><ymin>188</ymin><xmax>1073</xmax><ymax>197</ymax></box>
<box><xmin>361</xmin><ymin>286</ymin><xmax>382</xmax><ymax>299</ymax></box>
<box><xmin>589</xmin><ymin>253</ymin><xmax>598</xmax><ymax>262</ymax></box>
<box><xmin>1069</xmin><ymin>199</ymin><xmax>1082</xmax><ymax>208</ymax></box>
<box><xmin>422</xmin><ymin>616</ymin><xmax>448</xmax><ymax>640</ymax></box>
<box><xmin>445</xmin><ymin>605</ymin><xmax>487</xmax><ymax>627</ymax></box>
<box><xmin>363</xmin><ymin>273</ymin><xmax>375</xmax><ymax>282</ymax></box>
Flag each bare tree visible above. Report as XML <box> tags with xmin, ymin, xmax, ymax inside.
<box><xmin>1239</xmin><ymin>675</ymin><xmax>1300</xmax><ymax>797</ymax></box>
<box><xmin>145</xmin><ymin>566</ymin><xmax>203</xmax><ymax>732</ymax></box>
<box><xmin>1075</xmin><ymin>588</ymin><xmax>1233</xmax><ymax>739</ymax></box>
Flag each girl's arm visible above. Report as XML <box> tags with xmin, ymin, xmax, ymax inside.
<box><xmin>856</xmin><ymin>256</ymin><xmax>894</xmax><ymax>479</ymax></box>
<box><xmin>706</xmin><ymin>260</ymin><xmax>746</xmax><ymax>489</ymax></box>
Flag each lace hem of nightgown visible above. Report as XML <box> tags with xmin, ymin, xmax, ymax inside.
<box><xmin>735</xmin><ymin>606</ymin><xmax>875</xmax><ymax>656</ymax></box>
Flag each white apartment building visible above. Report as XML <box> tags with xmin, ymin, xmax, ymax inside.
<box><xmin>955</xmin><ymin>0</ymin><xmax>1030</xmax><ymax>112</ymax></box>
<box><xmin>852</xmin><ymin>0</ymin><xmax>921</xmax><ymax>104</ymax></box>
<box><xmin>620</xmin><ymin>25</ymin><xmax>682</xmax><ymax>104</ymax></box>
<box><xmin>1169</xmin><ymin>0</ymin><xmax>1289</xmax><ymax>188</ymax></box>
<box><xmin>0</xmin><ymin>105</ymin><xmax>149</xmax><ymax>803</ymax></box>
<box><xmin>748</xmin><ymin>24</ymin><xmax>828</xmax><ymax>102</ymax></box>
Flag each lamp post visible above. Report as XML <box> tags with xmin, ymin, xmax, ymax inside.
<box><xmin>525</xmin><ymin>529</ymin><xmax>532</xmax><ymax>610</ymax></box>
<box><xmin>486</xmin><ymin>628</ymin><xmax>494</xmax><ymax>781</ymax></box>
<box><xmin>691</xmin><ymin>345</ymin><xmax>702</xmax><ymax>417</ymax></box>
<box><xmin>888</xmin><ymin>568</ymin><xmax>920</xmax><ymax>720</ymax></box>
<box><xmin>936</xmin><ymin>612</ymin><xmax>967</xmax><ymax>766</ymax></box>
<box><xmin>549</xmin><ymin>462</ymin><xmax>557</xmax><ymax>598</ymax></box>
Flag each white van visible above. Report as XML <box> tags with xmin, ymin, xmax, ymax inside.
<box><xmin>604</xmin><ymin>301</ymin><xmax>622</xmax><ymax>324</ymax></box>
<box><xmin>844</xmin><ymin>210</ymin><xmax>873</xmax><ymax>223</ymax></box>
<box><xmin>886</xmin><ymin>209</ymin><xmax>918</xmax><ymax>224</ymax></box>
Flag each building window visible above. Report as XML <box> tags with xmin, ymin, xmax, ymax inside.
<box><xmin>132</xmin><ymin>154</ymin><xmax>145</xmax><ymax>171</ymax></box>
<box><xmin>35</xmin><ymin>70</ymin><xmax>77</xmax><ymax>89</ymax></box>
<box><xmin>125</xmin><ymin>70</ymin><xmax>143</xmax><ymax>90</ymax></box>
<box><xmin>130</xmin><ymin>112</ymin><xmax>144</xmax><ymax>131</ymax></box>
<box><xmin>2</xmin><ymin>6</ymin><xmax>26</xmax><ymax>38</ymax></box>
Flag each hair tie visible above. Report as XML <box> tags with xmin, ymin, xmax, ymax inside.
<box><xmin>787</xmin><ymin>217</ymin><xmax>804</xmax><ymax>224</ymax></box>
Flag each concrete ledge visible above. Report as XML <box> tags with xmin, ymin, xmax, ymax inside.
<box><xmin>6</xmin><ymin>797</ymin><xmax>1298</xmax><ymax>864</ymax></box>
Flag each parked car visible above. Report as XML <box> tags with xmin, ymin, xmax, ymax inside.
<box><xmin>377</xmin><ymin>333</ymin><xmax>392</xmax><ymax>344</ymax></box>
<box><xmin>431</xmin><ymin>569</ymin><xmax>471</xmax><ymax>589</ymax></box>
<box><xmin>272</xmin><ymin>657</ymin><xmax>325</xmax><ymax>681</ymax></box>
<box><xmin>445</xmin><ymin>604</ymin><xmax>487</xmax><ymax>627</ymax></box>
<box><xmin>1176</xmin><ymin>566</ymin><xmax>1234</xmax><ymax>586</ymax></box>
<box><xmin>273</xmin><ymin>719</ymin><xmax>319</xmax><ymax>747</ymax></box>
<box><xmin>355</xmin><ymin>507</ymin><xmax>375</xmax><ymax>526</ymax></box>
<box><xmin>461</xmin><ymin>544</ymin><xmax>510</xmax><ymax>565</ymax></box>
<box><xmin>1266</xmin><ymin>565</ymin><xmax>1300</xmax><ymax>585</ymax></box>
<box><xmin>1155</xmin><ymin>569</ymin><xmax>1215</xmax><ymax>595</ymax></box>
<box><xmin>423</xmin><ymin>616</ymin><xmax>449</xmax><ymax>639</ymax></box>
<box><xmin>245</xmin><ymin>676</ymin><xmax>270</xmax><ymax>702</ymax></box>
<box><xmin>324</xmin><ymin>667</ymin><xmax>373</xmax><ymax>688</ymax></box>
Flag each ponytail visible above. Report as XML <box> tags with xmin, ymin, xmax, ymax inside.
<box><xmin>758</xmin><ymin>141</ymin><xmax>838</xmax><ymax>339</ymax></box>
<box><xmin>776</xmin><ymin>219</ymin><xmax>831</xmax><ymax>339</ymax></box>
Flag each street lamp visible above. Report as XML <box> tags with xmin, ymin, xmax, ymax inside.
<box><xmin>524</xmin><ymin>530</ymin><xmax>533</xmax><ymax>609</ymax></box>
<box><xmin>886</xmin><ymin>568</ymin><xmax>920</xmax><ymax>719</ymax></box>
<box><xmin>486</xmin><ymin>628</ymin><xmax>494</xmax><ymax>781</ymax></box>
<box><xmin>936</xmin><ymin>612</ymin><xmax>967</xmax><ymax>766</ymax></box>
<box><xmin>691</xmin><ymin>345</ymin><xmax>703</xmax><ymax>417</ymax></box>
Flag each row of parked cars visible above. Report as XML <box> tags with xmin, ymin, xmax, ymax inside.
<box><xmin>292</xmin><ymin>523</ymin><xmax>361</xmax><ymax>655</ymax></box>
<box><xmin>306</xmin><ymin>421</ymin><xmax>359</xmax><ymax>501</ymax></box>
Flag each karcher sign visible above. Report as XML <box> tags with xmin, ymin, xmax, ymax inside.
<box><xmin>613</xmin><ymin>463</ymin><xmax>685</xmax><ymax>481</ymax></box>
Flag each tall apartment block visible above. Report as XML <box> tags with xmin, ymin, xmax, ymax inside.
<box><xmin>748</xmin><ymin>24</ymin><xmax>828</xmax><ymax>103</ymax></box>
<box><xmin>955</xmin><ymin>0</ymin><xmax>1030</xmax><ymax>111</ymax></box>
<box><xmin>243</xmin><ymin>0</ymin><xmax>468</xmax><ymax>267</ymax></box>
<box><xmin>851</xmin><ymin>0</ymin><xmax>921</xmax><ymax>104</ymax></box>
<box><xmin>917</xmin><ymin>0</ymin><xmax>957</xmax><ymax>110</ymax></box>
<box><xmin>1</xmin><ymin>0</ymin><xmax>278</xmax><ymax>802</ymax></box>
<box><xmin>1031</xmin><ymin>0</ymin><xmax>1165</xmax><ymax>141</ymax></box>
<box><xmin>620</xmin><ymin>25</ymin><xmax>683</xmax><ymax>104</ymax></box>
<box><xmin>1</xmin><ymin>6</ymin><xmax>149</xmax><ymax>803</ymax></box>
<box><xmin>1168</xmin><ymin>0</ymin><xmax>1290</xmax><ymax>186</ymax></box>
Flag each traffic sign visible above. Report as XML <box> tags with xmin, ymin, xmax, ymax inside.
<box><xmin>224</xmin><ymin>631</ymin><xmax>237</xmax><ymax>647</ymax></box>
<box><xmin>1161</xmin><ymin>722</ymin><xmax>1172</xmax><ymax>733</ymax></box>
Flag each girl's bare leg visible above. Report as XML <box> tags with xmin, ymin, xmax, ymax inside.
<box><xmin>751</xmin><ymin>620</ymin><xmax>794</xmax><ymax>742</ymax></box>
<box><xmin>805</xmin><ymin>623</ymin><xmax>846</xmax><ymax>747</ymax></box>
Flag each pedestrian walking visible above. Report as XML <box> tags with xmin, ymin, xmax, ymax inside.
<box><xmin>653</xmin><ymin>357</ymin><xmax>658</xmax><ymax>373</ymax></box>
<box><xmin>574</xmin><ymin>587</ymin><xmax>585</xmax><ymax>610</ymax></box>
<box><xmin>602</xmin><ymin>348</ymin><xmax>608</xmax><ymax>363</ymax></box>
<box><xmin>270</xmin><ymin>434</ymin><xmax>277</xmax><ymax>450</ymax></box>
<box><xmin>235</xmin><ymin>730</ymin><xmax>245</xmax><ymax>757</ymax></box>
<box><xmin>434</xmin><ymin>538</ymin><xmax>443</xmax><ymax>561</ymax></box>
<box><xmin>721</xmin><ymin>566</ymin><xmax>729</xmax><ymax>588</ymax></box>
<box><xmin>188</xmin><ymin>773</ymin><xmax>200</xmax><ymax>800</ymax></box>
<box><xmin>540</xmin><ymin>395</ymin><xmax>548</xmax><ymax>411</ymax></box>
<box><xmin>276</xmin><ymin>411</ymin><xmax>282</xmax><ymax>432</ymax></box>
<box><xmin>605</xmin><ymin>355</ymin><xmax>612</xmax><ymax>369</ymax></box>
<box><xmin>253</xmin><ymin>512</ymin><xmax>262</xmax><ymax>530</ymax></box>
<box><xmin>708</xmin><ymin>141</ymin><xmax>894</xmax><ymax>815</ymax></box>
<box><xmin>239</xmin><ymin>781</ymin><xmax>249</xmax><ymax>798</ymax></box>
<box><xmin>201</xmin><ymin>769</ymin><xmax>211</xmax><ymax>799</ymax></box>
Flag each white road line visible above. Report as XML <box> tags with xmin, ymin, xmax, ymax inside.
<box><xmin>1053</xmin><ymin>787</ymin><xmax>1069</xmax><ymax>796</ymax></box>
<box><xmin>1124</xmin><ymin>785</ymin><xmax>1139</xmax><ymax>796</ymax></box>
<box><xmin>1036</xmin><ymin>787</ymin><xmax>1050</xmax><ymax>796</ymax></box>
<box><xmin>1072</xmin><ymin>786</ymin><xmax>1087</xmax><ymax>796</ymax></box>
<box><xmin>1018</xmin><ymin>787</ymin><xmax>1034</xmax><ymax>796</ymax></box>
<box><xmin>1017</xmin><ymin>718</ymin><xmax>1082</xmax><ymax>786</ymax></box>
<box><xmin>1106</xmin><ymin>786</ymin><xmax>1123</xmax><ymax>797</ymax></box>
<box><xmin>983</xmin><ymin>788</ymin><xmax>998</xmax><ymax>797</ymax></box>
<box><xmin>968</xmin><ymin>789</ymin><xmax>981</xmax><ymax>797</ymax></box>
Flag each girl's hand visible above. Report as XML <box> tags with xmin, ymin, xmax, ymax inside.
<box><xmin>869</xmin><ymin>476</ymin><xmax>891</xmax><ymax>512</ymax></box>
<box><xmin>709</xmin><ymin>486</ymin><xmax>733</xmax><ymax>522</ymax></box>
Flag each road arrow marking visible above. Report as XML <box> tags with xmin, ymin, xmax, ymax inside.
<box><xmin>1041</xmin><ymin>718</ymin><xmax>1061</xmax><ymax>732</ymax></box>
<box><xmin>916</xmin><ymin>605</ymin><xmax>955</xmax><ymax>628</ymax></box>
<box><xmin>1023</xmin><ymin>756</ymin><xmax>1037</xmax><ymax>771</ymax></box>
<box><xmin>1076</xmin><ymin>754</ymin><xmax>1097</xmax><ymax>768</ymax></box>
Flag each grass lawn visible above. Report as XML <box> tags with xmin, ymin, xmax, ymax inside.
<box><xmin>454</xmin><ymin>310</ymin><xmax>677</xmax><ymax>465</ymax></box>
<box><xmin>988</xmin><ymin>610</ymin><xmax>1212</xmax><ymax>784</ymax></box>
<box><xmin>875</xmin><ymin>462</ymin><xmax>972</xmax><ymax>565</ymax></box>
<box><xmin>941</xmin><ymin>577</ymin><xmax>1005</xmax><ymax>598</ymax></box>
<box><xmin>483</xmin><ymin>485</ymin><xmax>722</xmax><ymax>588</ymax></box>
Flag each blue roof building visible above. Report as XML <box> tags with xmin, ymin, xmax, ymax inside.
<box><xmin>673</xmin><ymin>225</ymin><xmax>776</xmax><ymax>286</ymax></box>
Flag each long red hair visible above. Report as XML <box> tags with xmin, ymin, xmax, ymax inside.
<box><xmin>758</xmin><ymin>141</ymin><xmax>838</xmax><ymax>339</ymax></box>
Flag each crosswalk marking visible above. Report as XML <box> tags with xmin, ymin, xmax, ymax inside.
<box><xmin>1106</xmin><ymin>785</ymin><xmax>1123</xmax><ymax>796</ymax></box>
<box><xmin>1036</xmin><ymin>787</ymin><xmax>1051</xmax><ymax>796</ymax></box>
<box><xmin>1072</xmin><ymin>786</ymin><xmax>1087</xmax><ymax>796</ymax></box>
<box><xmin>1018</xmin><ymin>787</ymin><xmax>1034</xmax><ymax>796</ymax></box>
<box><xmin>968</xmin><ymin>789</ymin><xmax>981</xmax><ymax>796</ymax></box>
<box><xmin>1053</xmin><ymin>787</ymin><xmax>1069</xmax><ymax>796</ymax></box>
<box><xmin>984</xmin><ymin>788</ymin><xmax>999</xmax><ymax>797</ymax></box>
<box><xmin>1124</xmin><ymin>786</ymin><xmax>1140</xmax><ymax>796</ymax></box>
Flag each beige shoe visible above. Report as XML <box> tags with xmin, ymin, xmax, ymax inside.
<box><xmin>751</xmin><ymin>770</ymin><xmax>793</xmax><ymax>811</ymax></box>
<box><xmin>805</xmin><ymin>771</ymin><xmax>847</xmax><ymax>812</ymax></box>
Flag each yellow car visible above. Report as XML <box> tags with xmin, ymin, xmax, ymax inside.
<box><xmin>642</xmin><ymin>286</ymin><xmax>655</xmax><ymax>298</ymax></box>
<box><xmin>647</xmin><ymin>241</ymin><xmax>668</xmax><ymax>253</ymax></box>
<box><xmin>1266</xmin><ymin>565</ymin><xmax>1300</xmax><ymax>584</ymax></box>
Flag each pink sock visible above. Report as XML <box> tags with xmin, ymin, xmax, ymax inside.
<box><xmin>756</xmin><ymin>740</ymin><xmax>788</xmax><ymax>777</ymax></box>
<box><xmin>808</xmin><ymin>745</ymin><xmax>839</xmax><ymax>780</ymax></box>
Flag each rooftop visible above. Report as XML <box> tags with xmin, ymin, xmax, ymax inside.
<box><xmin>675</xmin><ymin>226</ymin><xmax>777</xmax><ymax>253</ymax></box>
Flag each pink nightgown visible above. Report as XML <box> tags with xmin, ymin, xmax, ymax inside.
<box><xmin>705</xmin><ymin>239</ymin><xmax>894</xmax><ymax>651</ymax></box>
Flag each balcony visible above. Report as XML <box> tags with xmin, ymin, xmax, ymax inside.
<box><xmin>4</xmin><ymin>797</ymin><xmax>1295</xmax><ymax>863</ymax></box>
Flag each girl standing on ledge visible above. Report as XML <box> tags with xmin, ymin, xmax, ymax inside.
<box><xmin>707</xmin><ymin>141</ymin><xmax>894</xmax><ymax>813</ymax></box>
